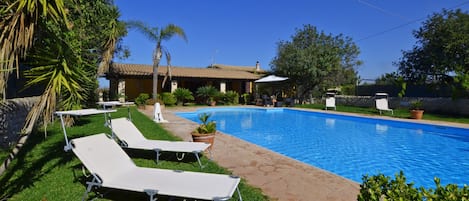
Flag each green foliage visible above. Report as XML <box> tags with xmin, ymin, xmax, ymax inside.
<box><xmin>145</xmin><ymin>98</ymin><xmax>157</xmax><ymax>105</ymax></box>
<box><xmin>196</xmin><ymin>85</ymin><xmax>219</xmax><ymax>104</ymax></box>
<box><xmin>18</xmin><ymin>0</ymin><xmax>128</xmax><ymax>131</ymax></box>
<box><xmin>221</xmin><ymin>90</ymin><xmax>239</xmax><ymax>105</ymax></box>
<box><xmin>340</xmin><ymin>84</ymin><xmax>355</xmax><ymax>95</ymax></box>
<box><xmin>193</xmin><ymin>113</ymin><xmax>217</xmax><ymax>134</ymax></box>
<box><xmin>242</xmin><ymin>93</ymin><xmax>250</xmax><ymax>105</ymax></box>
<box><xmin>396</xmin><ymin>9</ymin><xmax>469</xmax><ymax>98</ymax></box>
<box><xmin>160</xmin><ymin>92</ymin><xmax>176</xmax><ymax>106</ymax></box>
<box><xmin>375</xmin><ymin>72</ymin><xmax>399</xmax><ymax>85</ymax></box>
<box><xmin>358</xmin><ymin>171</ymin><xmax>468</xmax><ymax>201</ymax></box>
<box><xmin>422</xmin><ymin>178</ymin><xmax>469</xmax><ymax>201</ymax></box>
<box><xmin>374</xmin><ymin>73</ymin><xmax>407</xmax><ymax>97</ymax></box>
<box><xmin>0</xmin><ymin>0</ymin><xmax>69</xmax><ymax>100</ymax></box>
<box><xmin>172</xmin><ymin>88</ymin><xmax>194</xmax><ymax>105</ymax></box>
<box><xmin>410</xmin><ymin>99</ymin><xmax>423</xmax><ymax>110</ymax></box>
<box><xmin>271</xmin><ymin>24</ymin><xmax>361</xmax><ymax>102</ymax></box>
<box><xmin>397</xmin><ymin>77</ymin><xmax>407</xmax><ymax>98</ymax></box>
<box><xmin>135</xmin><ymin>93</ymin><xmax>150</xmax><ymax>105</ymax></box>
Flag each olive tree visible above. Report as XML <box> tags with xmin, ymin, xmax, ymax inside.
<box><xmin>271</xmin><ymin>24</ymin><xmax>361</xmax><ymax>102</ymax></box>
<box><xmin>396</xmin><ymin>9</ymin><xmax>469</xmax><ymax>98</ymax></box>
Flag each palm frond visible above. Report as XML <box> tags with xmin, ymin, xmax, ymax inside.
<box><xmin>160</xmin><ymin>24</ymin><xmax>188</xmax><ymax>42</ymax></box>
<box><xmin>126</xmin><ymin>20</ymin><xmax>159</xmax><ymax>42</ymax></box>
<box><xmin>0</xmin><ymin>0</ymin><xmax>68</xmax><ymax>99</ymax></box>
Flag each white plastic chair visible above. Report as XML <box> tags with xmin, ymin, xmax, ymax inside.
<box><xmin>325</xmin><ymin>92</ymin><xmax>336</xmax><ymax>110</ymax></box>
<box><xmin>375</xmin><ymin>93</ymin><xmax>393</xmax><ymax>115</ymax></box>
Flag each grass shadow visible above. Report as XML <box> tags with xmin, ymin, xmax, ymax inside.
<box><xmin>0</xmin><ymin>129</ymin><xmax>75</xmax><ymax>198</ymax></box>
<box><xmin>124</xmin><ymin>148</ymin><xmax>209</xmax><ymax>170</ymax></box>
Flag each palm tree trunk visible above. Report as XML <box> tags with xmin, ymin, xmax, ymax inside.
<box><xmin>152</xmin><ymin>64</ymin><xmax>158</xmax><ymax>101</ymax></box>
<box><xmin>152</xmin><ymin>49</ymin><xmax>162</xmax><ymax>101</ymax></box>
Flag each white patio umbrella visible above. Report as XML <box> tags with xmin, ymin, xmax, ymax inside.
<box><xmin>254</xmin><ymin>75</ymin><xmax>288</xmax><ymax>83</ymax></box>
<box><xmin>254</xmin><ymin>75</ymin><xmax>289</xmax><ymax>104</ymax></box>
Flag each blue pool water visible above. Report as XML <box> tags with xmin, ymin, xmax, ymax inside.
<box><xmin>176</xmin><ymin>108</ymin><xmax>469</xmax><ymax>188</ymax></box>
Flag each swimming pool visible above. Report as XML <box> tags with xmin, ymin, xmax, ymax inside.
<box><xmin>176</xmin><ymin>107</ymin><xmax>469</xmax><ymax>188</ymax></box>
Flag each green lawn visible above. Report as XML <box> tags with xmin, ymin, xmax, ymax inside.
<box><xmin>297</xmin><ymin>104</ymin><xmax>469</xmax><ymax>124</ymax></box>
<box><xmin>0</xmin><ymin>148</ymin><xmax>8</xmax><ymax>167</ymax></box>
<box><xmin>0</xmin><ymin>107</ymin><xmax>268</xmax><ymax>201</ymax></box>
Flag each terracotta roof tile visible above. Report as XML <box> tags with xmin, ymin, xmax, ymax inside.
<box><xmin>209</xmin><ymin>64</ymin><xmax>266</xmax><ymax>73</ymax></box>
<box><xmin>110</xmin><ymin>63</ymin><xmax>263</xmax><ymax>80</ymax></box>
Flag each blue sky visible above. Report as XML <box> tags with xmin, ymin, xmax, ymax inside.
<box><xmin>111</xmin><ymin>0</ymin><xmax>469</xmax><ymax>84</ymax></box>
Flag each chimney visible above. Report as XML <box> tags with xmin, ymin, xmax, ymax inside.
<box><xmin>255</xmin><ymin>61</ymin><xmax>260</xmax><ymax>71</ymax></box>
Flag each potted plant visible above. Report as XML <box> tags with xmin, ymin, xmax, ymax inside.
<box><xmin>196</xmin><ymin>85</ymin><xmax>218</xmax><ymax>106</ymax></box>
<box><xmin>191</xmin><ymin>113</ymin><xmax>217</xmax><ymax>149</ymax></box>
<box><xmin>135</xmin><ymin>93</ymin><xmax>150</xmax><ymax>109</ymax></box>
<box><xmin>409</xmin><ymin>99</ymin><xmax>424</xmax><ymax>119</ymax></box>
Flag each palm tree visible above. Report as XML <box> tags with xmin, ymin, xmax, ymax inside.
<box><xmin>0</xmin><ymin>0</ymin><xmax>69</xmax><ymax>100</ymax></box>
<box><xmin>127</xmin><ymin>21</ymin><xmax>187</xmax><ymax>101</ymax></box>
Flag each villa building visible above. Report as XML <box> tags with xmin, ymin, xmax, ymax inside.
<box><xmin>105</xmin><ymin>62</ymin><xmax>266</xmax><ymax>101</ymax></box>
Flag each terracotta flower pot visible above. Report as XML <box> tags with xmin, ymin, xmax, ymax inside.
<box><xmin>410</xmin><ymin>110</ymin><xmax>424</xmax><ymax>119</ymax></box>
<box><xmin>191</xmin><ymin>132</ymin><xmax>216</xmax><ymax>150</ymax></box>
<box><xmin>209</xmin><ymin>101</ymin><xmax>216</xmax><ymax>106</ymax></box>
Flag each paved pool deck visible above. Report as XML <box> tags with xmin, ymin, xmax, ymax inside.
<box><xmin>139</xmin><ymin>106</ymin><xmax>469</xmax><ymax>201</ymax></box>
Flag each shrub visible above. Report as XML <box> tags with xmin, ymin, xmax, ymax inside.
<box><xmin>135</xmin><ymin>93</ymin><xmax>150</xmax><ymax>105</ymax></box>
<box><xmin>161</xmin><ymin>92</ymin><xmax>176</xmax><ymax>106</ymax></box>
<box><xmin>241</xmin><ymin>93</ymin><xmax>250</xmax><ymax>105</ymax></box>
<box><xmin>422</xmin><ymin>178</ymin><xmax>469</xmax><ymax>200</ymax></box>
<box><xmin>222</xmin><ymin>90</ymin><xmax>239</xmax><ymax>105</ymax></box>
<box><xmin>358</xmin><ymin>171</ymin><xmax>469</xmax><ymax>201</ymax></box>
<box><xmin>172</xmin><ymin>88</ymin><xmax>194</xmax><ymax>105</ymax></box>
<box><xmin>145</xmin><ymin>98</ymin><xmax>157</xmax><ymax>105</ymax></box>
<box><xmin>196</xmin><ymin>86</ymin><xmax>218</xmax><ymax>105</ymax></box>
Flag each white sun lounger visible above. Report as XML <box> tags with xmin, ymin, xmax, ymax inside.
<box><xmin>71</xmin><ymin>134</ymin><xmax>242</xmax><ymax>201</ymax></box>
<box><xmin>325</xmin><ymin>93</ymin><xmax>336</xmax><ymax>110</ymax></box>
<box><xmin>375</xmin><ymin>93</ymin><xmax>393</xmax><ymax>115</ymax></box>
<box><xmin>97</xmin><ymin>101</ymin><xmax>134</xmax><ymax>121</ymax></box>
<box><xmin>55</xmin><ymin>109</ymin><xmax>116</xmax><ymax>151</ymax></box>
<box><xmin>110</xmin><ymin>117</ymin><xmax>211</xmax><ymax>168</ymax></box>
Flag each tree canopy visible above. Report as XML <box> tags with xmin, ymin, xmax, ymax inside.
<box><xmin>395</xmin><ymin>9</ymin><xmax>469</xmax><ymax>97</ymax></box>
<box><xmin>271</xmin><ymin>24</ymin><xmax>361</xmax><ymax>101</ymax></box>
